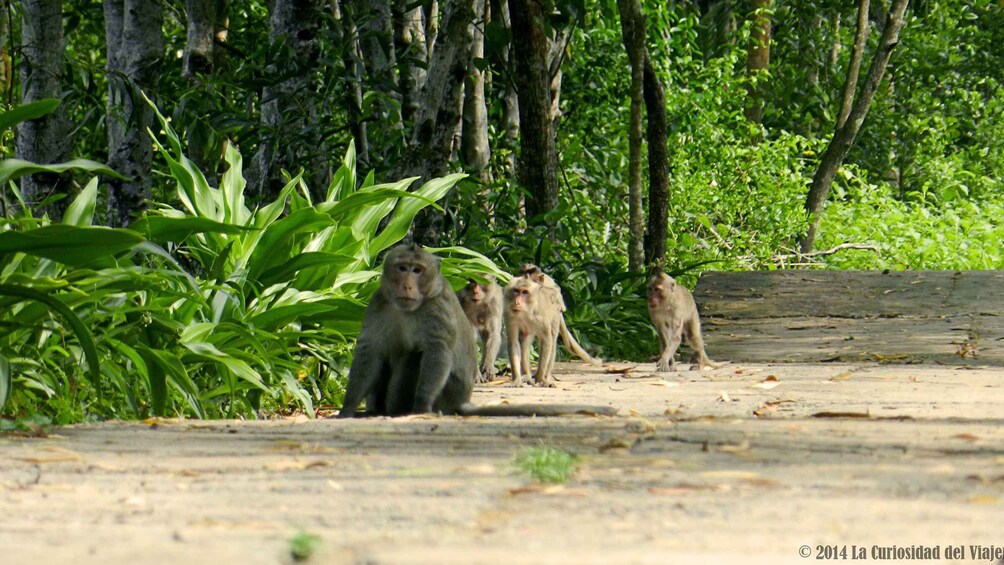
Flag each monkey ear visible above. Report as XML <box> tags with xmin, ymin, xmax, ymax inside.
<box><xmin>532</xmin><ymin>273</ymin><xmax>546</xmax><ymax>284</ymax></box>
<box><xmin>484</xmin><ymin>274</ymin><xmax>496</xmax><ymax>283</ymax></box>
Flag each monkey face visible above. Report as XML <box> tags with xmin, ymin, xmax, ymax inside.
<box><xmin>508</xmin><ymin>284</ymin><xmax>533</xmax><ymax>313</ymax></box>
<box><xmin>383</xmin><ymin>245</ymin><xmax>441</xmax><ymax>312</ymax></box>
<box><xmin>467</xmin><ymin>281</ymin><xmax>486</xmax><ymax>302</ymax></box>
<box><xmin>390</xmin><ymin>263</ymin><xmax>425</xmax><ymax>311</ymax></box>
<box><xmin>647</xmin><ymin>274</ymin><xmax>676</xmax><ymax>309</ymax></box>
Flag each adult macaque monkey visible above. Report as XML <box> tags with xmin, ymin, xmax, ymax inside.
<box><xmin>339</xmin><ymin>244</ymin><xmax>616</xmax><ymax>417</ymax></box>
<box><xmin>647</xmin><ymin>272</ymin><xmax>725</xmax><ymax>372</ymax></box>
<box><xmin>505</xmin><ymin>271</ymin><xmax>601</xmax><ymax>388</ymax></box>
<box><xmin>457</xmin><ymin>276</ymin><xmax>503</xmax><ymax>382</ymax></box>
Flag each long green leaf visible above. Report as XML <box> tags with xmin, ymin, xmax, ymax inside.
<box><xmin>137</xmin><ymin>345</ymin><xmax>204</xmax><ymax>418</ymax></box>
<box><xmin>0</xmin><ymin>225</ymin><xmax>144</xmax><ymax>267</ymax></box>
<box><xmin>0</xmin><ymin>159</ymin><xmax>126</xmax><ymax>187</ymax></box>
<box><xmin>258</xmin><ymin>251</ymin><xmax>355</xmax><ymax>287</ymax></box>
<box><xmin>325</xmin><ymin>141</ymin><xmax>357</xmax><ymax>202</ymax></box>
<box><xmin>245</xmin><ymin>207</ymin><xmax>335</xmax><ymax>282</ymax></box>
<box><xmin>0</xmin><ymin>284</ymin><xmax>101</xmax><ymax>390</ymax></box>
<box><xmin>220</xmin><ymin>142</ymin><xmax>249</xmax><ymax>225</ymax></box>
<box><xmin>182</xmin><ymin>342</ymin><xmax>268</xmax><ymax>392</ymax></box>
<box><xmin>0</xmin><ymin>99</ymin><xmax>60</xmax><ymax>133</ymax></box>
<box><xmin>127</xmin><ymin>216</ymin><xmax>252</xmax><ymax>243</ymax></box>
<box><xmin>106</xmin><ymin>338</ymin><xmax>154</xmax><ymax>416</ymax></box>
<box><xmin>350</xmin><ymin>178</ymin><xmax>418</xmax><ymax>243</ymax></box>
<box><xmin>62</xmin><ymin>177</ymin><xmax>99</xmax><ymax>227</ymax></box>
<box><xmin>249</xmin><ymin>297</ymin><xmax>366</xmax><ymax>332</ymax></box>
<box><xmin>370</xmin><ymin>173</ymin><xmax>467</xmax><ymax>255</ymax></box>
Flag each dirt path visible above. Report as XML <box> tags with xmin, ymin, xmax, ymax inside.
<box><xmin>2</xmin><ymin>361</ymin><xmax>1002</xmax><ymax>565</ymax></box>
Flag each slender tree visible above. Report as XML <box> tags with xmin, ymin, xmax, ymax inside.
<box><xmin>246</xmin><ymin>0</ymin><xmax>327</xmax><ymax>202</ymax></box>
<box><xmin>743</xmin><ymin>0</ymin><xmax>772</xmax><ymax>125</ymax></box>
<box><xmin>642</xmin><ymin>53</ymin><xmax>668</xmax><ymax>267</ymax></box>
<box><xmin>508</xmin><ymin>0</ymin><xmax>559</xmax><ymax>223</ymax></box>
<box><xmin>183</xmin><ymin>0</ymin><xmax>215</xmax><ymax>77</ymax></box>
<box><xmin>617</xmin><ymin>0</ymin><xmax>645</xmax><ymax>271</ymax></box>
<box><xmin>104</xmin><ymin>0</ymin><xmax>163</xmax><ymax>226</ymax></box>
<box><xmin>393</xmin><ymin>0</ymin><xmax>428</xmax><ymax>127</ymax></box>
<box><xmin>799</xmin><ymin>0</ymin><xmax>909</xmax><ymax>253</ymax></box>
<box><xmin>460</xmin><ymin>0</ymin><xmax>491</xmax><ymax>183</ymax></box>
<box><xmin>16</xmin><ymin>0</ymin><xmax>72</xmax><ymax>217</ymax></box>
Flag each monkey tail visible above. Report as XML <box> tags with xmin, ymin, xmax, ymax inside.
<box><xmin>559</xmin><ymin>319</ymin><xmax>602</xmax><ymax>365</ymax></box>
<box><xmin>457</xmin><ymin>403</ymin><xmax>617</xmax><ymax>417</ymax></box>
<box><xmin>698</xmin><ymin>357</ymin><xmax>728</xmax><ymax>370</ymax></box>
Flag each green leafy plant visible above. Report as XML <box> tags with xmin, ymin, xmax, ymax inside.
<box><xmin>514</xmin><ymin>446</ymin><xmax>578</xmax><ymax>484</ymax></box>
<box><xmin>288</xmin><ymin>529</ymin><xmax>322</xmax><ymax>562</ymax></box>
<box><xmin>1</xmin><ymin>96</ymin><xmax>487</xmax><ymax>423</ymax></box>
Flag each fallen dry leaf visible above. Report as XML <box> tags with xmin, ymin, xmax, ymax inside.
<box><xmin>269</xmin><ymin>460</ymin><xmax>332</xmax><ymax>471</ymax></box>
<box><xmin>650</xmin><ymin>380</ymin><xmax>680</xmax><ymax>387</ymax></box>
<box><xmin>952</xmin><ymin>433</ymin><xmax>980</xmax><ymax>442</ymax></box>
<box><xmin>751</xmin><ymin>380</ymin><xmax>780</xmax><ymax>390</ymax></box>
<box><xmin>648</xmin><ymin>483</ymin><xmax>730</xmax><ymax>495</ymax></box>
<box><xmin>872</xmin><ymin>353</ymin><xmax>909</xmax><ymax>362</ymax></box>
<box><xmin>967</xmin><ymin>495</ymin><xmax>999</xmax><ymax>505</ymax></box>
<box><xmin>717</xmin><ymin>391</ymin><xmax>732</xmax><ymax>402</ymax></box>
<box><xmin>16</xmin><ymin>447</ymin><xmax>83</xmax><ymax>464</ymax></box>
<box><xmin>508</xmin><ymin>484</ymin><xmax>587</xmax><ymax>497</ymax></box>
<box><xmin>718</xmin><ymin>440</ymin><xmax>750</xmax><ymax>453</ymax></box>
<box><xmin>599</xmin><ymin>438</ymin><xmax>635</xmax><ymax>452</ymax></box>
<box><xmin>830</xmin><ymin>372</ymin><xmax>853</xmax><ymax>380</ymax></box>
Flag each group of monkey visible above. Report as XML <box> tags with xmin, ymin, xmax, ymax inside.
<box><xmin>338</xmin><ymin>244</ymin><xmax>724</xmax><ymax>419</ymax></box>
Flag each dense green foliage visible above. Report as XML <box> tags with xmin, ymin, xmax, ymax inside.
<box><xmin>2</xmin><ymin>0</ymin><xmax>1002</xmax><ymax>423</ymax></box>
<box><xmin>0</xmin><ymin>101</ymin><xmax>489</xmax><ymax>424</ymax></box>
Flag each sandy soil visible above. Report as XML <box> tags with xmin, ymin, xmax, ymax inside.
<box><xmin>1</xmin><ymin>361</ymin><xmax>1002</xmax><ymax>565</ymax></box>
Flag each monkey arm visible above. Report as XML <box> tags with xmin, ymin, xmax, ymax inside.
<box><xmin>340</xmin><ymin>339</ymin><xmax>381</xmax><ymax>417</ymax></box>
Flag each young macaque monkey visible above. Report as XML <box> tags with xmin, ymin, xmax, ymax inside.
<box><xmin>504</xmin><ymin>271</ymin><xmax>601</xmax><ymax>388</ymax></box>
<box><xmin>647</xmin><ymin>272</ymin><xmax>725</xmax><ymax>372</ymax></box>
<box><xmin>457</xmin><ymin>276</ymin><xmax>503</xmax><ymax>383</ymax></box>
<box><xmin>339</xmin><ymin>244</ymin><xmax>616</xmax><ymax>417</ymax></box>
<box><xmin>519</xmin><ymin>263</ymin><xmax>565</xmax><ymax>311</ymax></box>
<box><xmin>518</xmin><ymin>264</ymin><xmax>601</xmax><ymax>365</ymax></box>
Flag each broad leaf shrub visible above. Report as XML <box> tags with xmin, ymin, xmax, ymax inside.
<box><xmin>1</xmin><ymin>100</ymin><xmax>485</xmax><ymax>424</ymax></box>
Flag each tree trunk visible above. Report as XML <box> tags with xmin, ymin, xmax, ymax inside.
<box><xmin>16</xmin><ymin>0</ymin><xmax>72</xmax><ymax>218</ymax></box>
<box><xmin>509</xmin><ymin>0</ymin><xmax>559</xmax><ymax>224</ymax></box>
<box><xmin>392</xmin><ymin>0</ymin><xmax>428</xmax><ymax>127</ymax></box>
<box><xmin>799</xmin><ymin>0</ymin><xmax>909</xmax><ymax>253</ymax></box>
<box><xmin>0</xmin><ymin>9</ymin><xmax>10</xmax><ymax>106</ymax></box>
<box><xmin>333</xmin><ymin>1</ymin><xmax>370</xmax><ymax>167</ymax></box>
<box><xmin>183</xmin><ymin>0</ymin><xmax>229</xmax><ymax>184</ymax></box>
<box><xmin>489</xmin><ymin>0</ymin><xmax>519</xmax><ymax>178</ymax></box>
<box><xmin>183</xmin><ymin>0</ymin><xmax>215</xmax><ymax>77</ymax></box>
<box><xmin>836</xmin><ymin>0</ymin><xmax>870</xmax><ymax>130</ymax></box>
<box><xmin>546</xmin><ymin>25</ymin><xmax>570</xmax><ymax>130</ymax></box>
<box><xmin>393</xmin><ymin>0</ymin><xmax>484</xmax><ymax>243</ymax></box>
<box><xmin>643</xmin><ymin>53</ymin><xmax>668</xmax><ymax>267</ymax></box>
<box><xmin>742</xmin><ymin>0</ymin><xmax>772</xmax><ymax>125</ymax></box>
<box><xmin>246</xmin><ymin>0</ymin><xmax>327</xmax><ymax>202</ymax></box>
<box><xmin>617</xmin><ymin>0</ymin><xmax>645</xmax><ymax>272</ymax></box>
<box><xmin>104</xmin><ymin>0</ymin><xmax>163</xmax><ymax>227</ymax></box>
<box><xmin>460</xmin><ymin>0</ymin><xmax>491</xmax><ymax>183</ymax></box>
<box><xmin>393</xmin><ymin>0</ymin><xmax>482</xmax><ymax>181</ymax></box>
